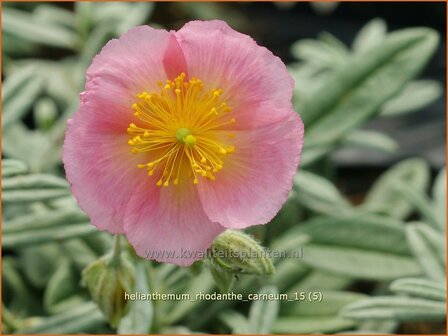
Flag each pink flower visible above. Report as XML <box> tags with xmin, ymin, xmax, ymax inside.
<box><xmin>63</xmin><ymin>20</ymin><xmax>304</xmax><ymax>266</ymax></box>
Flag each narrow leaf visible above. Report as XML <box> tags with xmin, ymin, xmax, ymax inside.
<box><xmin>341</xmin><ymin>297</ymin><xmax>446</xmax><ymax>321</ymax></box>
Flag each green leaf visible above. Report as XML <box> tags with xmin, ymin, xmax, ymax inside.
<box><xmin>33</xmin><ymin>4</ymin><xmax>76</xmax><ymax>29</ymax></box>
<box><xmin>343</xmin><ymin>130</ymin><xmax>398</xmax><ymax>153</ymax></box>
<box><xmin>433</xmin><ymin>167</ymin><xmax>446</xmax><ymax>231</ymax></box>
<box><xmin>277</xmin><ymin>213</ymin><xmax>411</xmax><ymax>256</ymax></box>
<box><xmin>300</xmin><ymin>145</ymin><xmax>333</xmax><ymax>167</ymax></box>
<box><xmin>2</xmin><ymin>64</ymin><xmax>39</xmax><ymax>105</ymax></box>
<box><xmin>20</xmin><ymin>244</ymin><xmax>60</xmax><ymax>288</ymax></box>
<box><xmin>18</xmin><ymin>303</ymin><xmax>106</xmax><ymax>333</ymax></box>
<box><xmin>1</xmin><ymin>159</ymin><xmax>28</xmax><ymax>177</ymax></box>
<box><xmin>288</xmin><ymin>270</ymin><xmax>352</xmax><ymax>294</ymax></box>
<box><xmin>362</xmin><ymin>158</ymin><xmax>430</xmax><ymax>219</ymax></box>
<box><xmin>283</xmin><ymin>290</ymin><xmax>367</xmax><ymax>316</ymax></box>
<box><xmin>381</xmin><ymin>80</ymin><xmax>442</xmax><ymax>116</ymax></box>
<box><xmin>210</xmin><ymin>266</ymin><xmax>236</xmax><ymax>293</ymax></box>
<box><xmin>3</xmin><ymin>222</ymin><xmax>97</xmax><ymax>249</ymax></box>
<box><xmin>405</xmin><ymin>223</ymin><xmax>445</xmax><ymax>282</ymax></box>
<box><xmin>393</xmin><ymin>181</ymin><xmax>439</xmax><ymax>229</ymax></box>
<box><xmin>33</xmin><ymin>97</ymin><xmax>58</xmax><ymax>131</ymax></box>
<box><xmin>291</xmin><ymin>37</ymin><xmax>347</xmax><ymax>69</ymax></box>
<box><xmin>115</xmin><ymin>3</ymin><xmax>155</xmax><ymax>35</ymax></box>
<box><xmin>3</xmin><ymin>257</ymin><xmax>37</xmax><ymax>314</ymax></box>
<box><xmin>61</xmin><ymin>239</ymin><xmax>99</xmax><ymax>271</ymax></box>
<box><xmin>303</xmin><ymin>28</ymin><xmax>439</xmax><ymax>158</ymax></box>
<box><xmin>273</xmin><ymin>316</ymin><xmax>356</xmax><ymax>334</ymax></box>
<box><xmin>2</xmin><ymin>189</ymin><xmax>70</xmax><ymax>204</ymax></box>
<box><xmin>3</xmin><ymin>208</ymin><xmax>87</xmax><ymax>234</ymax></box>
<box><xmin>2</xmin><ymin>174</ymin><xmax>68</xmax><ymax>190</ymax></box>
<box><xmin>118</xmin><ymin>264</ymin><xmax>153</xmax><ymax>334</ymax></box>
<box><xmin>341</xmin><ymin>297</ymin><xmax>446</xmax><ymax>321</ymax></box>
<box><xmin>248</xmin><ymin>286</ymin><xmax>279</xmax><ymax>334</ymax></box>
<box><xmin>301</xmin><ymin>244</ymin><xmax>421</xmax><ymax>280</ymax></box>
<box><xmin>293</xmin><ymin>170</ymin><xmax>352</xmax><ymax>216</ymax></box>
<box><xmin>2</xmin><ymin>123</ymin><xmax>59</xmax><ymax>172</ymax></box>
<box><xmin>270</xmin><ymin>259</ymin><xmax>310</xmax><ymax>292</ymax></box>
<box><xmin>2</xmin><ymin>69</ymin><xmax>45</xmax><ymax>129</ymax></box>
<box><xmin>167</xmin><ymin>270</ymin><xmax>215</xmax><ymax>324</ymax></box>
<box><xmin>220</xmin><ymin>311</ymin><xmax>251</xmax><ymax>334</ymax></box>
<box><xmin>390</xmin><ymin>278</ymin><xmax>446</xmax><ymax>302</ymax></box>
<box><xmin>2</xmin><ymin>7</ymin><xmax>78</xmax><ymax>49</ymax></box>
<box><xmin>352</xmin><ymin>18</ymin><xmax>387</xmax><ymax>53</ymax></box>
<box><xmin>44</xmin><ymin>258</ymin><xmax>82</xmax><ymax>314</ymax></box>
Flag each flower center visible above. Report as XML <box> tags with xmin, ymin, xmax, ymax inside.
<box><xmin>127</xmin><ymin>73</ymin><xmax>235</xmax><ymax>187</ymax></box>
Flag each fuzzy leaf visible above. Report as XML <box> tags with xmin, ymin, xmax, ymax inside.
<box><xmin>341</xmin><ymin>297</ymin><xmax>446</xmax><ymax>321</ymax></box>
<box><xmin>390</xmin><ymin>278</ymin><xmax>446</xmax><ymax>302</ymax></box>
<box><xmin>248</xmin><ymin>286</ymin><xmax>279</xmax><ymax>334</ymax></box>
<box><xmin>363</xmin><ymin>158</ymin><xmax>430</xmax><ymax>219</ymax></box>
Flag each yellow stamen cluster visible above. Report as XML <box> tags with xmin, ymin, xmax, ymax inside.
<box><xmin>127</xmin><ymin>73</ymin><xmax>235</xmax><ymax>187</ymax></box>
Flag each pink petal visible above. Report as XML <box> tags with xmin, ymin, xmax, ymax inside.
<box><xmin>62</xmin><ymin>124</ymin><xmax>154</xmax><ymax>233</ymax></box>
<box><xmin>175</xmin><ymin>20</ymin><xmax>294</xmax><ymax>129</ymax></box>
<box><xmin>197</xmin><ymin>112</ymin><xmax>304</xmax><ymax>229</ymax></box>
<box><xmin>82</xmin><ymin>26</ymin><xmax>187</xmax><ymax>133</ymax></box>
<box><xmin>124</xmin><ymin>179</ymin><xmax>225</xmax><ymax>266</ymax></box>
<box><xmin>63</xmin><ymin>25</ymin><xmax>186</xmax><ymax>233</ymax></box>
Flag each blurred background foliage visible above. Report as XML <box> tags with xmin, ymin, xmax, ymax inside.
<box><xmin>2</xmin><ymin>2</ymin><xmax>446</xmax><ymax>335</ymax></box>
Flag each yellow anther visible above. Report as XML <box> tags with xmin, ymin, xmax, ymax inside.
<box><xmin>127</xmin><ymin>73</ymin><xmax>235</xmax><ymax>187</ymax></box>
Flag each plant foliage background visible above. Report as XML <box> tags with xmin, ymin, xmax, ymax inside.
<box><xmin>2</xmin><ymin>2</ymin><xmax>446</xmax><ymax>334</ymax></box>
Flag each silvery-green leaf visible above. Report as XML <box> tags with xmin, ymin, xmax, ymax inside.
<box><xmin>281</xmin><ymin>290</ymin><xmax>367</xmax><ymax>316</ymax></box>
<box><xmin>288</xmin><ymin>270</ymin><xmax>352</xmax><ymax>294</ymax></box>
<box><xmin>352</xmin><ymin>18</ymin><xmax>387</xmax><ymax>53</ymax></box>
<box><xmin>406</xmin><ymin>223</ymin><xmax>445</xmax><ymax>282</ymax></box>
<box><xmin>433</xmin><ymin>167</ymin><xmax>446</xmax><ymax>231</ymax></box>
<box><xmin>341</xmin><ymin>296</ymin><xmax>446</xmax><ymax>321</ymax></box>
<box><xmin>291</xmin><ymin>39</ymin><xmax>346</xmax><ymax>69</ymax></box>
<box><xmin>381</xmin><ymin>80</ymin><xmax>442</xmax><ymax>116</ymax></box>
<box><xmin>270</xmin><ymin>259</ymin><xmax>310</xmax><ymax>292</ymax></box>
<box><xmin>220</xmin><ymin>311</ymin><xmax>251</xmax><ymax>334</ymax></box>
<box><xmin>248</xmin><ymin>286</ymin><xmax>279</xmax><ymax>334</ymax></box>
<box><xmin>273</xmin><ymin>213</ymin><xmax>411</xmax><ymax>256</ymax></box>
<box><xmin>390</xmin><ymin>277</ymin><xmax>446</xmax><ymax>301</ymax></box>
<box><xmin>2</xmin><ymin>174</ymin><xmax>68</xmax><ymax>190</ymax></box>
<box><xmin>363</xmin><ymin>158</ymin><xmax>430</xmax><ymax>219</ymax></box>
<box><xmin>343</xmin><ymin>130</ymin><xmax>398</xmax><ymax>153</ymax></box>
<box><xmin>2</xmin><ymin>73</ymin><xmax>45</xmax><ymax>129</ymax></box>
<box><xmin>33</xmin><ymin>97</ymin><xmax>58</xmax><ymax>131</ymax></box>
<box><xmin>33</xmin><ymin>4</ymin><xmax>76</xmax><ymax>29</ymax></box>
<box><xmin>17</xmin><ymin>302</ymin><xmax>105</xmax><ymax>334</ymax></box>
<box><xmin>1</xmin><ymin>159</ymin><xmax>28</xmax><ymax>177</ymax></box>
<box><xmin>3</xmin><ymin>223</ymin><xmax>96</xmax><ymax>249</ymax></box>
<box><xmin>301</xmin><ymin>244</ymin><xmax>421</xmax><ymax>280</ymax></box>
<box><xmin>3</xmin><ymin>208</ymin><xmax>87</xmax><ymax>234</ymax></box>
<box><xmin>2</xmin><ymin>64</ymin><xmax>39</xmax><ymax>105</ymax></box>
<box><xmin>393</xmin><ymin>181</ymin><xmax>439</xmax><ymax>229</ymax></box>
<box><xmin>118</xmin><ymin>264</ymin><xmax>153</xmax><ymax>334</ymax></box>
<box><xmin>210</xmin><ymin>266</ymin><xmax>235</xmax><ymax>293</ymax></box>
<box><xmin>61</xmin><ymin>239</ymin><xmax>99</xmax><ymax>271</ymax></box>
<box><xmin>2</xmin><ymin>123</ymin><xmax>61</xmax><ymax>173</ymax></box>
<box><xmin>167</xmin><ymin>271</ymin><xmax>215</xmax><ymax>324</ymax></box>
<box><xmin>20</xmin><ymin>244</ymin><xmax>60</xmax><ymax>288</ymax></box>
<box><xmin>273</xmin><ymin>316</ymin><xmax>356</xmax><ymax>334</ymax></box>
<box><xmin>2</xmin><ymin>7</ymin><xmax>78</xmax><ymax>49</ymax></box>
<box><xmin>43</xmin><ymin>258</ymin><xmax>82</xmax><ymax>314</ymax></box>
<box><xmin>293</xmin><ymin>170</ymin><xmax>351</xmax><ymax>216</ymax></box>
<box><xmin>303</xmin><ymin>28</ymin><xmax>439</xmax><ymax>160</ymax></box>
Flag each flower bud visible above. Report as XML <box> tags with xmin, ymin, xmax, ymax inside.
<box><xmin>81</xmin><ymin>252</ymin><xmax>135</xmax><ymax>328</ymax></box>
<box><xmin>210</xmin><ymin>230</ymin><xmax>275</xmax><ymax>275</ymax></box>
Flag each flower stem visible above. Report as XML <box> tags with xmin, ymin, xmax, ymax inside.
<box><xmin>110</xmin><ymin>234</ymin><xmax>122</xmax><ymax>267</ymax></box>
